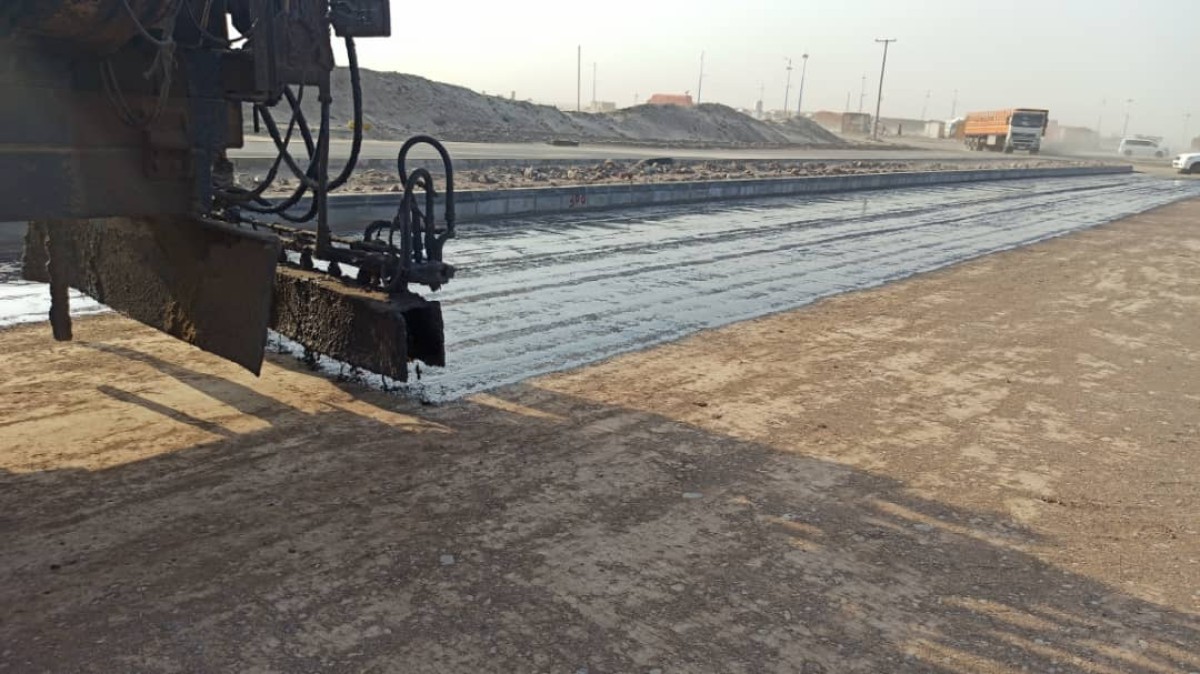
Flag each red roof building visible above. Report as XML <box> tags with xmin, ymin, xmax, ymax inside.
<box><xmin>647</xmin><ymin>93</ymin><xmax>694</xmax><ymax>107</ymax></box>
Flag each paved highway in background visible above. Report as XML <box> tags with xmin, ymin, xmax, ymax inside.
<box><xmin>231</xmin><ymin>136</ymin><xmax>1154</xmax><ymax>165</ymax></box>
<box><xmin>232</xmin><ymin>136</ymin><xmax>989</xmax><ymax>163</ymax></box>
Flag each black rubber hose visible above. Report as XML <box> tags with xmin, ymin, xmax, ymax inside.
<box><xmin>396</xmin><ymin>135</ymin><xmax>455</xmax><ymax>233</ymax></box>
<box><xmin>315</xmin><ymin>96</ymin><xmax>332</xmax><ymax>243</ymax></box>
<box><xmin>232</xmin><ymin>37</ymin><xmax>360</xmax><ymax>218</ymax></box>
<box><xmin>383</xmin><ymin>167</ymin><xmax>437</xmax><ymax>292</ymax></box>
<box><xmin>328</xmin><ymin>37</ymin><xmax>363</xmax><ymax>191</ymax></box>
<box><xmin>283</xmin><ymin>86</ymin><xmax>317</xmax><ymax>159</ymax></box>
<box><xmin>257</xmin><ymin>104</ymin><xmax>320</xmax><ymax>189</ymax></box>
<box><xmin>237</xmin><ymin>104</ymin><xmax>321</xmax><ymax>219</ymax></box>
<box><xmin>219</xmin><ymin>85</ymin><xmax>311</xmax><ymax>205</ymax></box>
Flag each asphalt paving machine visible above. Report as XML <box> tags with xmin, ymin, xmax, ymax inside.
<box><xmin>0</xmin><ymin>0</ymin><xmax>453</xmax><ymax>381</ymax></box>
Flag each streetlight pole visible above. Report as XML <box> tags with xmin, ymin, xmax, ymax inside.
<box><xmin>783</xmin><ymin>58</ymin><xmax>793</xmax><ymax>116</ymax></box>
<box><xmin>696</xmin><ymin>51</ymin><xmax>705</xmax><ymax>104</ymax></box>
<box><xmin>950</xmin><ymin>89</ymin><xmax>958</xmax><ymax>118</ymax></box>
<box><xmin>1121</xmin><ymin>98</ymin><xmax>1133</xmax><ymax>139</ymax></box>
<box><xmin>796</xmin><ymin>53</ymin><xmax>809</xmax><ymax>117</ymax></box>
<box><xmin>859</xmin><ymin>73</ymin><xmax>866</xmax><ymax>113</ymax></box>
<box><xmin>872</xmin><ymin>38</ymin><xmax>896</xmax><ymax>139</ymax></box>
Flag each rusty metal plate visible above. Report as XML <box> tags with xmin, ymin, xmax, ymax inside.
<box><xmin>271</xmin><ymin>267</ymin><xmax>444</xmax><ymax>381</ymax></box>
<box><xmin>11</xmin><ymin>0</ymin><xmax>170</xmax><ymax>52</ymax></box>
<box><xmin>24</xmin><ymin>216</ymin><xmax>281</xmax><ymax>374</ymax></box>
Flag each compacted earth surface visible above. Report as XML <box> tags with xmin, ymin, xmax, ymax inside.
<box><xmin>1</xmin><ymin>201</ymin><xmax>1198</xmax><ymax>672</ymax></box>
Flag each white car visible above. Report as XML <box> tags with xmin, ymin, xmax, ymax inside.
<box><xmin>1118</xmin><ymin>137</ymin><xmax>1169</xmax><ymax>159</ymax></box>
<box><xmin>1173</xmin><ymin>153</ymin><xmax>1200</xmax><ymax>174</ymax></box>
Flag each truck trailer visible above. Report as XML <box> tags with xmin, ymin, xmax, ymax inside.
<box><xmin>960</xmin><ymin>108</ymin><xmax>1049</xmax><ymax>154</ymax></box>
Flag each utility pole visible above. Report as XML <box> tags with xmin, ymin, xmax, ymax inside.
<box><xmin>1121</xmin><ymin>98</ymin><xmax>1133</xmax><ymax>138</ymax></box>
<box><xmin>592</xmin><ymin>61</ymin><xmax>597</xmax><ymax>110</ymax></box>
<box><xmin>696</xmin><ymin>51</ymin><xmax>705</xmax><ymax>104</ymax></box>
<box><xmin>872</xmin><ymin>38</ymin><xmax>896</xmax><ymax>139</ymax></box>
<box><xmin>921</xmin><ymin>90</ymin><xmax>930</xmax><ymax>120</ymax></box>
<box><xmin>950</xmin><ymin>89</ymin><xmax>958</xmax><ymax>118</ymax></box>
<box><xmin>576</xmin><ymin>45</ymin><xmax>581</xmax><ymax>112</ymax></box>
<box><xmin>783</xmin><ymin>58</ymin><xmax>793</xmax><ymax>116</ymax></box>
<box><xmin>796</xmin><ymin>53</ymin><xmax>809</xmax><ymax>117</ymax></box>
<box><xmin>859</xmin><ymin>73</ymin><xmax>866</xmax><ymax>113</ymax></box>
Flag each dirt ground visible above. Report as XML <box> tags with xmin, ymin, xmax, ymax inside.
<box><xmin>2</xmin><ymin>201</ymin><xmax>1199</xmax><ymax>673</ymax></box>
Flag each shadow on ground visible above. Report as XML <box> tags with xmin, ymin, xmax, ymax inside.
<box><xmin>1</xmin><ymin>340</ymin><xmax>1197</xmax><ymax>674</ymax></box>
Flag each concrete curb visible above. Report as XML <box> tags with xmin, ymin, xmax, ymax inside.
<box><xmin>316</xmin><ymin>165</ymin><xmax>1132</xmax><ymax>227</ymax></box>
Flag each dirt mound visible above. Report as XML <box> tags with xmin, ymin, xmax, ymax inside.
<box><xmin>769</xmin><ymin>116</ymin><xmax>845</xmax><ymax>145</ymax></box>
<box><xmin>296</xmin><ymin>68</ymin><xmax>846</xmax><ymax>147</ymax></box>
<box><xmin>600</xmin><ymin>103</ymin><xmax>789</xmax><ymax>145</ymax></box>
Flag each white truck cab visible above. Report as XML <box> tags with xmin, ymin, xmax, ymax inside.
<box><xmin>1006</xmin><ymin>110</ymin><xmax>1046</xmax><ymax>153</ymax></box>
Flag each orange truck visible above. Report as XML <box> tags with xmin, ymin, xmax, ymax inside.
<box><xmin>960</xmin><ymin>108</ymin><xmax>1049</xmax><ymax>154</ymax></box>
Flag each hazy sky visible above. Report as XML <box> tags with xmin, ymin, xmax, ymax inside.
<box><xmin>345</xmin><ymin>0</ymin><xmax>1199</xmax><ymax>145</ymax></box>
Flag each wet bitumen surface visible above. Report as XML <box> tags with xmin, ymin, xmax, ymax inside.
<box><xmin>4</xmin><ymin>174</ymin><xmax>1199</xmax><ymax>400</ymax></box>
<box><xmin>412</xmin><ymin>174</ymin><xmax>1200</xmax><ymax>399</ymax></box>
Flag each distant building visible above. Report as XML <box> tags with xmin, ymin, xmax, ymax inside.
<box><xmin>842</xmin><ymin>112</ymin><xmax>871</xmax><ymax>135</ymax></box>
<box><xmin>588</xmin><ymin>101</ymin><xmax>617</xmax><ymax>113</ymax></box>
<box><xmin>877</xmin><ymin>117</ymin><xmax>926</xmax><ymax>136</ymax></box>
<box><xmin>647</xmin><ymin>93</ymin><xmax>695</xmax><ymax>107</ymax></box>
